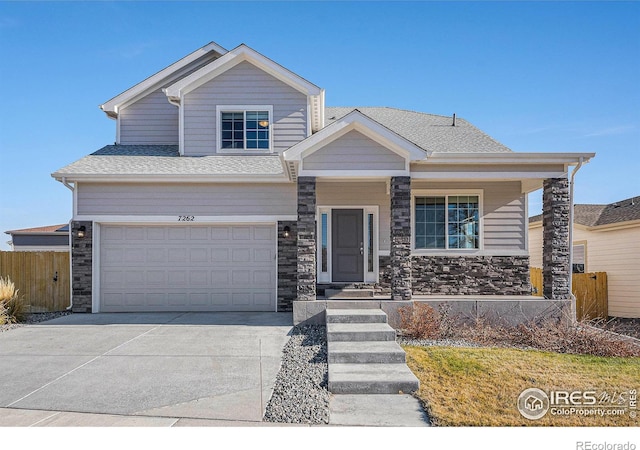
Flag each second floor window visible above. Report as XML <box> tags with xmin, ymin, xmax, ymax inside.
<box><xmin>220</xmin><ymin>110</ymin><xmax>270</xmax><ymax>150</ymax></box>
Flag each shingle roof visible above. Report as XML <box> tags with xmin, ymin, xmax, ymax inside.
<box><xmin>529</xmin><ymin>196</ymin><xmax>640</xmax><ymax>227</ymax></box>
<box><xmin>5</xmin><ymin>224</ymin><xmax>69</xmax><ymax>235</ymax></box>
<box><xmin>325</xmin><ymin>107</ymin><xmax>513</xmax><ymax>154</ymax></box>
<box><xmin>53</xmin><ymin>145</ymin><xmax>286</xmax><ymax>177</ymax></box>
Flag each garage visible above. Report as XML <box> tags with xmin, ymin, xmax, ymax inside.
<box><xmin>99</xmin><ymin>224</ymin><xmax>276</xmax><ymax>312</ymax></box>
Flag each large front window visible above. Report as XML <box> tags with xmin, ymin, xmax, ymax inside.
<box><xmin>218</xmin><ymin>106</ymin><xmax>272</xmax><ymax>151</ymax></box>
<box><xmin>414</xmin><ymin>194</ymin><xmax>480</xmax><ymax>249</ymax></box>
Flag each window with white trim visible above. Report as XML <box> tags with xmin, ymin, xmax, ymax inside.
<box><xmin>414</xmin><ymin>194</ymin><xmax>480</xmax><ymax>249</ymax></box>
<box><xmin>217</xmin><ymin>106</ymin><xmax>272</xmax><ymax>151</ymax></box>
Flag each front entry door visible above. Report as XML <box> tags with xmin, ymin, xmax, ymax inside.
<box><xmin>331</xmin><ymin>209</ymin><xmax>364</xmax><ymax>282</ymax></box>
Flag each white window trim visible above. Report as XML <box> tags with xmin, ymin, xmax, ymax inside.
<box><xmin>316</xmin><ymin>206</ymin><xmax>379</xmax><ymax>284</ymax></box>
<box><xmin>216</xmin><ymin>105</ymin><xmax>274</xmax><ymax>154</ymax></box>
<box><xmin>411</xmin><ymin>189</ymin><xmax>484</xmax><ymax>254</ymax></box>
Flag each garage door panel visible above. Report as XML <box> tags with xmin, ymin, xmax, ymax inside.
<box><xmin>100</xmin><ymin>225</ymin><xmax>276</xmax><ymax>312</ymax></box>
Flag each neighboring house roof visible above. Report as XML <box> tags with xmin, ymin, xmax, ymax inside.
<box><xmin>325</xmin><ymin>107</ymin><xmax>513</xmax><ymax>154</ymax></box>
<box><xmin>529</xmin><ymin>196</ymin><xmax>640</xmax><ymax>227</ymax></box>
<box><xmin>52</xmin><ymin>145</ymin><xmax>287</xmax><ymax>181</ymax></box>
<box><xmin>5</xmin><ymin>224</ymin><xmax>69</xmax><ymax>235</ymax></box>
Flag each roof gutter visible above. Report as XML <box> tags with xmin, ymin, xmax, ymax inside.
<box><xmin>568</xmin><ymin>157</ymin><xmax>585</xmax><ymax>323</ymax></box>
<box><xmin>57</xmin><ymin>177</ymin><xmax>75</xmax><ymax>312</ymax></box>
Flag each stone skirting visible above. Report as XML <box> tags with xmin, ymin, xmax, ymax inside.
<box><xmin>277</xmin><ymin>221</ymin><xmax>297</xmax><ymax>312</ymax></box>
<box><xmin>71</xmin><ymin>221</ymin><xmax>92</xmax><ymax>313</ymax></box>
<box><xmin>412</xmin><ymin>255</ymin><xmax>531</xmax><ymax>296</ymax></box>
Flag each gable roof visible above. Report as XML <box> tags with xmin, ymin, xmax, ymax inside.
<box><xmin>5</xmin><ymin>224</ymin><xmax>69</xmax><ymax>235</ymax></box>
<box><xmin>52</xmin><ymin>145</ymin><xmax>287</xmax><ymax>182</ymax></box>
<box><xmin>164</xmin><ymin>44</ymin><xmax>325</xmax><ymax>132</ymax></box>
<box><xmin>325</xmin><ymin>107</ymin><xmax>513</xmax><ymax>154</ymax></box>
<box><xmin>529</xmin><ymin>196</ymin><xmax>640</xmax><ymax>227</ymax></box>
<box><xmin>100</xmin><ymin>41</ymin><xmax>227</xmax><ymax>118</ymax></box>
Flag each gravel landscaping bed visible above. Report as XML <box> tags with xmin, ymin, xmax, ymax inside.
<box><xmin>0</xmin><ymin>311</ymin><xmax>71</xmax><ymax>333</ymax></box>
<box><xmin>263</xmin><ymin>324</ymin><xmax>329</xmax><ymax>424</ymax></box>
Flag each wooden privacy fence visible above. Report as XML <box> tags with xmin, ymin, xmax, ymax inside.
<box><xmin>0</xmin><ymin>251</ymin><xmax>70</xmax><ymax>312</ymax></box>
<box><xmin>530</xmin><ymin>267</ymin><xmax>608</xmax><ymax>320</ymax></box>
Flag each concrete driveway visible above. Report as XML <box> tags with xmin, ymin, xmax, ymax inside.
<box><xmin>0</xmin><ymin>312</ymin><xmax>292</xmax><ymax>426</ymax></box>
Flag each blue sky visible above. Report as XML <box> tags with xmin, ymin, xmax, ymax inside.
<box><xmin>1</xmin><ymin>1</ymin><xmax>639</xmax><ymax>250</ymax></box>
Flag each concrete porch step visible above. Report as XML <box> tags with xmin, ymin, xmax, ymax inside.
<box><xmin>327</xmin><ymin>322</ymin><xmax>396</xmax><ymax>342</ymax></box>
<box><xmin>326</xmin><ymin>309</ymin><xmax>387</xmax><ymax>324</ymax></box>
<box><xmin>325</xmin><ymin>288</ymin><xmax>375</xmax><ymax>299</ymax></box>
<box><xmin>328</xmin><ymin>363</ymin><xmax>420</xmax><ymax>394</ymax></box>
<box><xmin>328</xmin><ymin>340</ymin><xmax>406</xmax><ymax>364</ymax></box>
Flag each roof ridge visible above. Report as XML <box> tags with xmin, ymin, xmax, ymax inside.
<box><xmin>326</xmin><ymin>106</ymin><xmax>460</xmax><ymax>121</ymax></box>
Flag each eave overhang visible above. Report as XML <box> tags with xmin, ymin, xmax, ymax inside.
<box><xmin>100</xmin><ymin>41</ymin><xmax>228</xmax><ymax>117</ymax></box>
<box><xmin>163</xmin><ymin>44</ymin><xmax>325</xmax><ymax>132</ymax></box>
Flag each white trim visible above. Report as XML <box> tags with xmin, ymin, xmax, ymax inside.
<box><xmin>74</xmin><ymin>215</ymin><xmax>297</xmax><ymax>224</ymax></box>
<box><xmin>215</xmin><ymin>105</ymin><xmax>274</xmax><ymax>154</ymax></box>
<box><xmin>524</xmin><ymin>192</ymin><xmax>529</xmax><ymax>252</ymax></box>
<box><xmin>101</xmin><ymin>41</ymin><xmax>227</xmax><ymax>115</ymax></box>
<box><xmin>116</xmin><ymin>116</ymin><xmax>121</xmax><ymax>144</ymax></box>
<box><xmin>411</xmin><ymin>189</ymin><xmax>484</xmax><ymax>252</ymax></box>
<box><xmin>299</xmin><ymin>169</ymin><xmax>410</xmax><ymax>178</ymax></box>
<box><xmin>284</xmin><ymin>110</ymin><xmax>426</xmax><ymax>162</ymax></box>
<box><xmin>316</xmin><ymin>205</ymin><xmax>379</xmax><ymax>284</ymax></box>
<box><xmin>410</xmin><ymin>171</ymin><xmax>568</xmax><ymax>180</ymax></box>
<box><xmin>55</xmin><ymin>174</ymin><xmax>290</xmax><ymax>184</ymax></box>
<box><xmin>164</xmin><ymin>44</ymin><xmax>322</xmax><ymax>99</ymax></box>
<box><xmin>72</xmin><ymin>183</ymin><xmax>78</xmax><ymax>218</ymax></box>
<box><xmin>179</xmin><ymin>101</ymin><xmax>185</xmax><ymax>156</ymax></box>
<box><xmin>418</xmin><ymin>152</ymin><xmax>595</xmax><ymax>165</ymax></box>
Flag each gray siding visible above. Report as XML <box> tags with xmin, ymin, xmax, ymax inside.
<box><xmin>412</xmin><ymin>181</ymin><xmax>526</xmax><ymax>251</ymax></box>
<box><xmin>119</xmin><ymin>89</ymin><xmax>178</xmax><ymax>145</ymax></box>
<box><xmin>12</xmin><ymin>234</ymin><xmax>69</xmax><ymax>247</ymax></box>
<box><xmin>77</xmin><ymin>182</ymin><xmax>296</xmax><ymax>216</ymax></box>
<box><xmin>316</xmin><ymin>181</ymin><xmax>391</xmax><ymax>252</ymax></box>
<box><xmin>303</xmin><ymin>130</ymin><xmax>405</xmax><ymax>171</ymax></box>
<box><xmin>410</xmin><ymin>163</ymin><xmax>566</xmax><ymax>173</ymax></box>
<box><xmin>183</xmin><ymin>61</ymin><xmax>308</xmax><ymax>156</ymax></box>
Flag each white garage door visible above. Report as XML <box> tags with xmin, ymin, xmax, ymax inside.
<box><xmin>99</xmin><ymin>224</ymin><xmax>276</xmax><ymax>312</ymax></box>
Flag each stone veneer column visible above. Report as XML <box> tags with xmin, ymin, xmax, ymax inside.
<box><xmin>297</xmin><ymin>177</ymin><xmax>316</xmax><ymax>301</ymax></box>
<box><xmin>277</xmin><ymin>221</ymin><xmax>297</xmax><ymax>312</ymax></box>
<box><xmin>71</xmin><ymin>221</ymin><xmax>93</xmax><ymax>313</ymax></box>
<box><xmin>390</xmin><ymin>176</ymin><xmax>412</xmax><ymax>301</ymax></box>
<box><xmin>542</xmin><ymin>178</ymin><xmax>571</xmax><ymax>300</ymax></box>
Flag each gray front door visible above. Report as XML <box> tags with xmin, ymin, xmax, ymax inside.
<box><xmin>332</xmin><ymin>209</ymin><xmax>364</xmax><ymax>282</ymax></box>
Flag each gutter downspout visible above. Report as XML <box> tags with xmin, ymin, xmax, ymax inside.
<box><xmin>568</xmin><ymin>157</ymin><xmax>584</xmax><ymax>324</ymax></box>
<box><xmin>60</xmin><ymin>177</ymin><xmax>75</xmax><ymax>311</ymax></box>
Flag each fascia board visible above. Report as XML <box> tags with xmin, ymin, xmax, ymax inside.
<box><xmin>52</xmin><ymin>174</ymin><xmax>290</xmax><ymax>183</ymax></box>
<box><xmin>284</xmin><ymin>111</ymin><xmax>426</xmax><ymax>161</ymax></box>
<box><xmin>8</xmin><ymin>231</ymin><xmax>70</xmax><ymax>236</ymax></box>
<box><xmin>164</xmin><ymin>45</ymin><xmax>322</xmax><ymax>99</ymax></box>
<box><xmin>101</xmin><ymin>41</ymin><xmax>227</xmax><ymax>114</ymax></box>
<box><xmin>420</xmin><ymin>152</ymin><xmax>596</xmax><ymax>165</ymax></box>
<box><xmin>410</xmin><ymin>171</ymin><xmax>567</xmax><ymax>180</ymax></box>
<box><xmin>587</xmin><ymin>219</ymin><xmax>640</xmax><ymax>232</ymax></box>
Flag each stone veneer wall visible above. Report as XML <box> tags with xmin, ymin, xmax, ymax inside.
<box><xmin>297</xmin><ymin>177</ymin><xmax>316</xmax><ymax>301</ymax></box>
<box><xmin>277</xmin><ymin>221</ymin><xmax>297</xmax><ymax>312</ymax></box>
<box><xmin>71</xmin><ymin>221</ymin><xmax>93</xmax><ymax>313</ymax></box>
<box><xmin>542</xmin><ymin>178</ymin><xmax>571</xmax><ymax>300</ymax></box>
<box><xmin>412</xmin><ymin>255</ymin><xmax>531</xmax><ymax>295</ymax></box>
<box><xmin>390</xmin><ymin>176</ymin><xmax>412</xmax><ymax>300</ymax></box>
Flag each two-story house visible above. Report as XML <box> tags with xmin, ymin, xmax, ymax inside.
<box><xmin>52</xmin><ymin>41</ymin><xmax>594</xmax><ymax>324</ymax></box>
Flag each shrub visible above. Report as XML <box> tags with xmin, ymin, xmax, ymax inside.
<box><xmin>398</xmin><ymin>303</ymin><xmax>459</xmax><ymax>340</ymax></box>
<box><xmin>0</xmin><ymin>276</ymin><xmax>26</xmax><ymax>324</ymax></box>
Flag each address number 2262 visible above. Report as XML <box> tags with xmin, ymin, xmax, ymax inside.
<box><xmin>178</xmin><ymin>216</ymin><xmax>195</xmax><ymax>222</ymax></box>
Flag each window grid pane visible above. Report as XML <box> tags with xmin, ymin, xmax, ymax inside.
<box><xmin>367</xmin><ymin>214</ymin><xmax>374</xmax><ymax>272</ymax></box>
<box><xmin>321</xmin><ymin>213</ymin><xmax>328</xmax><ymax>273</ymax></box>
<box><xmin>221</xmin><ymin>110</ymin><xmax>270</xmax><ymax>150</ymax></box>
<box><xmin>415</xmin><ymin>195</ymin><xmax>479</xmax><ymax>250</ymax></box>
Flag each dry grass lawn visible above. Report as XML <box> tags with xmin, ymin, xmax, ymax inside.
<box><xmin>404</xmin><ymin>345</ymin><xmax>640</xmax><ymax>426</ymax></box>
